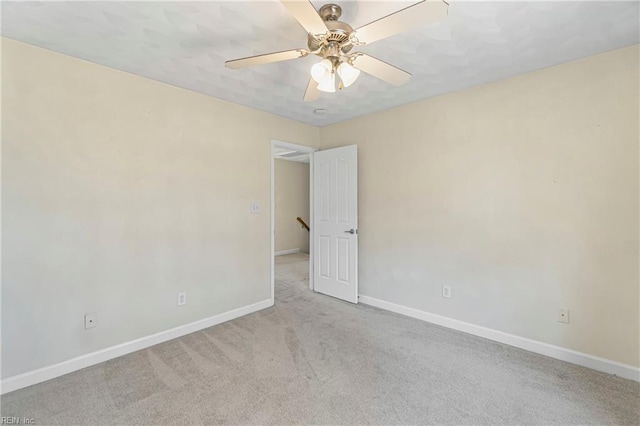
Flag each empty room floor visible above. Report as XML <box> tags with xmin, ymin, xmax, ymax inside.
<box><xmin>1</xmin><ymin>253</ymin><xmax>638</xmax><ymax>424</ymax></box>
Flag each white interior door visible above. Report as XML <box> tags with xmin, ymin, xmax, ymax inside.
<box><xmin>312</xmin><ymin>145</ymin><xmax>358</xmax><ymax>303</ymax></box>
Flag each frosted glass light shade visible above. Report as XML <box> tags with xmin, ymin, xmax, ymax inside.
<box><xmin>317</xmin><ymin>72</ymin><xmax>336</xmax><ymax>93</ymax></box>
<box><xmin>311</xmin><ymin>59</ymin><xmax>333</xmax><ymax>83</ymax></box>
<box><xmin>337</xmin><ymin>62</ymin><xmax>360</xmax><ymax>88</ymax></box>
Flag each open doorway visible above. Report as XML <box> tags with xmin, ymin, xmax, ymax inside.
<box><xmin>270</xmin><ymin>140</ymin><xmax>317</xmax><ymax>302</ymax></box>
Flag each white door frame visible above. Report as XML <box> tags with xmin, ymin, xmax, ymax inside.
<box><xmin>271</xmin><ymin>139</ymin><xmax>318</xmax><ymax>302</ymax></box>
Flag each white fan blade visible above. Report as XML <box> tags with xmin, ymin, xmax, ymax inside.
<box><xmin>280</xmin><ymin>0</ymin><xmax>328</xmax><ymax>35</ymax></box>
<box><xmin>225</xmin><ymin>49</ymin><xmax>308</xmax><ymax>69</ymax></box>
<box><xmin>303</xmin><ymin>78</ymin><xmax>321</xmax><ymax>102</ymax></box>
<box><xmin>355</xmin><ymin>0</ymin><xmax>448</xmax><ymax>45</ymax></box>
<box><xmin>351</xmin><ymin>54</ymin><xmax>411</xmax><ymax>86</ymax></box>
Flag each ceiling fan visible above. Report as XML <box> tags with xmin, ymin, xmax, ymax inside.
<box><xmin>225</xmin><ymin>0</ymin><xmax>449</xmax><ymax>101</ymax></box>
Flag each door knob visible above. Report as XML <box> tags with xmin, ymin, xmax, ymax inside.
<box><xmin>344</xmin><ymin>229</ymin><xmax>356</xmax><ymax>234</ymax></box>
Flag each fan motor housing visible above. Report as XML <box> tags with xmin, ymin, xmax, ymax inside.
<box><xmin>307</xmin><ymin>20</ymin><xmax>354</xmax><ymax>55</ymax></box>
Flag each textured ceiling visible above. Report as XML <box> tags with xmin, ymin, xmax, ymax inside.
<box><xmin>2</xmin><ymin>1</ymin><xmax>638</xmax><ymax>126</ymax></box>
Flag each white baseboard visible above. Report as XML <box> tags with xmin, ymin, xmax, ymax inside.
<box><xmin>359</xmin><ymin>295</ymin><xmax>639</xmax><ymax>382</ymax></box>
<box><xmin>1</xmin><ymin>298</ymin><xmax>274</xmax><ymax>395</ymax></box>
<box><xmin>274</xmin><ymin>248</ymin><xmax>300</xmax><ymax>256</ymax></box>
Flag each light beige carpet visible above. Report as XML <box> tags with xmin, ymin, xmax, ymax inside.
<box><xmin>1</xmin><ymin>253</ymin><xmax>639</xmax><ymax>424</ymax></box>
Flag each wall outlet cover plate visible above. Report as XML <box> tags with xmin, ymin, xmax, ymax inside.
<box><xmin>84</xmin><ymin>313</ymin><xmax>97</xmax><ymax>329</ymax></box>
<box><xmin>442</xmin><ymin>285</ymin><xmax>452</xmax><ymax>299</ymax></box>
<box><xmin>177</xmin><ymin>292</ymin><xmax>187</xmax><ymax>306</ymax></box>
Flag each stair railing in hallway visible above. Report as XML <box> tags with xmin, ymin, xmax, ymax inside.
<box><xmin>296</xmin><ymin>217</ymin><xmax>310</xmax><ymax>232</ymax></box>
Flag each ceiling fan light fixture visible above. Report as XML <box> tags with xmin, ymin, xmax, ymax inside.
<box><xmin>311</xmin><ymin>59</ymin><xmax>333</xmax><ymax>83</ymax></box>
<box><xmin>317</xmin><ymin>72</ymin><xmax>336</xmax><ymax>93</ymax></box>
<box><xmin>226</xmin><ymin>0</ymin><xmax>432</xmax><ymax>102</ymax></box>
<box><xmin>337</xmin><ymin>62</ymin><xmax>360</xmax><ymax>88</ymax></box>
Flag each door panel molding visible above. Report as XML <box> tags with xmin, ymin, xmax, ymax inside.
<box><xmin>312</xmin><ymin>145</ymin><xmax>358</xmax><ymax>303</ymax></box>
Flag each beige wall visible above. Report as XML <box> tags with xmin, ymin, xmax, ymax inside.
<box><xmin>320</xmin><ymin>45</ymin><xmax>640</xmax><ymax>367</ymax></box>
<box><xmin>2</xmin><ymin>35</ymin><xmax>638</xmax><ymax>380</ymax></box>
<box><xmin>1</xmin><ymin>38</ymin><xmax>319</xmax><ymax>378</ymax></box>
<box><xmin>275</xmin><ymin>159</ymin><xmax>310</xmax><ymax>253</ymax></box>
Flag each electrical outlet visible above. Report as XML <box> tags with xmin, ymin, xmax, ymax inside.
<box><xmin>250</xmin><ymin>203</ymin><xmax>260</xmax><ymax>214</ymax></box>
<box><xmin>558</xmin><ymin>308</ymin><xmax>569</xmax><ymax>324</ymax></box>
<box><xmin>84</xmin><ymin>313</ymin><xmax>97</xmax><ymax>329</ymax></box>
<box><xmin>177</xmin><ymin>292</ymin><xmax>187</xmax><ymax>307</ymax></box>
<box><xmin>442</xmin><ymin>285</ymin><xmax>452</xmax><ymax>299</ymax></box>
